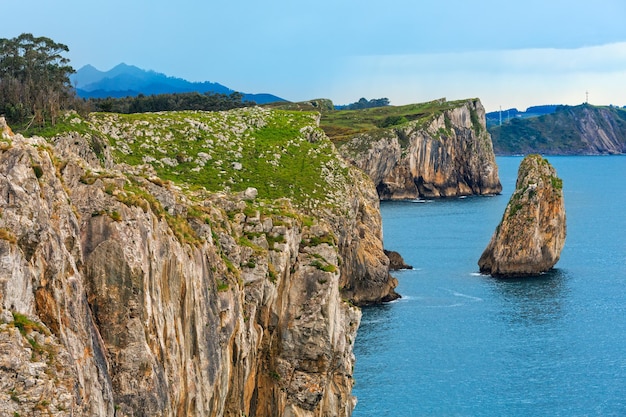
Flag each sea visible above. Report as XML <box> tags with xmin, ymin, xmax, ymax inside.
<box><xmin>352</xmin><ymin>156</ymin><xmax>626</xmax><ymax>417</ymax></box>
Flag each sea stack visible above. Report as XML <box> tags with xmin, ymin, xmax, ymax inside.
<box><xmin>478</xmin><ymin>154</ymin><xmax>566</xmax><ymax>277</ymax></box>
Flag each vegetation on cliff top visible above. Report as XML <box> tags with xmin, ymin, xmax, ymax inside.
<box><xmin>37</xmin><ymin>107</ymin><xmax>352</xmax><ymax>211</ymax></box>
<box><xmin>0</xmin><ymin>33</ymin><xmax>80</xmax><ymax>128</ymax></box>
<box><xmin>317</xmin><ymin>98</ymin><xmax>476</xmax><ymax>144</ymax></box>
<box><xmin>489</xmin><ymin>104</ymin><xmax>626</xmax><ymax>155</ymax></box>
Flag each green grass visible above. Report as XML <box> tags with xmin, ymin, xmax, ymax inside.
<box><xmin>319</xmin><ymin>98</ymin><xmax>473</xmax><ymax>145</ymax></box>
<box><xmin>45</xmin><ymin>108</ymin><xmax>352</xmax><ymax>211</ymax></box>
<box><xmin>302</xmin><ymin>233</ymin><xmax>337</xmax><ymax>247</ymax></box>
<box><xmin>551</xmin><ymin>176</ymin><xmax>563</xmax><ymax>190</ymax></box>
<box><xmin>11</xmin><ymin>312</ymin><xmax>48</xmax><ymax>336</ymax></box>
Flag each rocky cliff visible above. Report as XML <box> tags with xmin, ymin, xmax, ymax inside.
<box><xmin>490</xmin><ymin>104</ymin><xmax>626</xmax><ymax>155</ymax></box>
<box><xmin>0</xmin><ymin>109</ymin><xmax>396</xmax><ymax>416</ymax></box>
<box><xmin>335</xmin><ymin>99</ymin><xmax>502</xmax><ymax>199</ymax></box>
<box><xmin>478</xmin><ymin>154</ymin><xmax>566</xmax><ymax>277</ymax></box>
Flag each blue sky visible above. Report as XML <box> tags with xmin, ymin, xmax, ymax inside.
<box><xmin>3</xmin><ymin>0</ymin><xmax>626</xmax><ymax>110</ymax></box>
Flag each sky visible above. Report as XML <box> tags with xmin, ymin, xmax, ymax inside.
<box><xmin>3</xmin><ymin>0</ymin><xmax>626</xmax><ymax>111</ymax></box>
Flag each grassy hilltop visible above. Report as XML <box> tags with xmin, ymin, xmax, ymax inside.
<box><xmin>269</xmin><ymin>98</ymin><xmax>481</xmax><ymax>145</ymax></box>
<box><xmin>34</xmin><ymin>107</ymin><xmax>351</xmax><ymax>210</ymax></box>
<box><xmin>29</xmin><ymin>97</ymin><xmax>490</xmax><ymax>210</ymax></box>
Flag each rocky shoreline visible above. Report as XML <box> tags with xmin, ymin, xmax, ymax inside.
<box><xmin>0</xmin><ymin>96</ymin><xmax>501</xmax><ymax>416</ymax></box>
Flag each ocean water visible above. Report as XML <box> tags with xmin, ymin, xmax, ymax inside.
<box><xmin>352</xmin><ymin>156</ymin><xmax>626</xmax><ymax>417</ymax></box>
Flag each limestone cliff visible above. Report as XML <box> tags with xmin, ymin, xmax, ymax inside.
<box><xmin>0</xmin><ymin>109</ymin><xmax>396</xmax><ymax>416</ymax></box>
<box><xmin>490</xmin><ymin>104</ymin><xmax>626</xmax><ymax>155</ymax></box>
<box><xmin>336</xmin><ymin>99</ymin><xmax>502</xmax><ymax>199</ymax></box>
<box><xmin>478</xmin><ymin>154</ymin><xmax>566</xmax><ymax>277</ymax></box>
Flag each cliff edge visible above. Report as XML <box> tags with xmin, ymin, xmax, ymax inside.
<box><xmin>478</xmin><ymin>154</ymin><xmax>566</xmax><ymax>277</ymax></box>
<box><xmin>333</xmin><ymin>98</ymin><xmax>502</xmax><ymax>199</ymax></box>
<box><xmin>0</xmin><ymin>109</ymin><xmax>395</xmax><ymax>417</ymax></box>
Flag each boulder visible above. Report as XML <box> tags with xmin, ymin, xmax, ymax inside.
<box><xmin>384</xmin><ymin>249</ymin><xmax>413</xmax><ymax>270</ymax></box>
<box><xmin>478</xmin><ymin>154</ymin><xmax>566</xmax><ymax>277</ymax></box>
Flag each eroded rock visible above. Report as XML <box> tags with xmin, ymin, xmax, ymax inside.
<box><xmin>0</xmin><ymin>110</ymin><xmax>396</xmax><ymax>416</ymax></box>
<box><xmin>338</xmin><ymin>99</ymin><xmax>502</xmax><ymax>200</ymax></box>
<box><xmin>384</xmin><ymin>249</ymin><xmax>413</xmax><ymax>270</ymax></box>
<box><xmin>478</xmin><ymin>154</ymin><xmax>566</xmax><ymax>277</ymax></box>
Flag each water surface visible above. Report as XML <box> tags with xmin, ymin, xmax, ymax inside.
<box><xmin>353</xmin><ymin>156</ymin><xmax>626</xmax><ymax>416</ymax></box>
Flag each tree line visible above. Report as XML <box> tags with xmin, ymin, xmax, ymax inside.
<box><xmin>336</xmin><ymin>97</ymin><xmax>390</xmax><ymax>110</ymax></box>
<box><xmin>0</xmin><ymin>33</ymin><xmax>254</xmax><ymax>131</ymax></box>
<box><xmin>88</xmin><ymin>91</ymin><xmax>253</xmax><ymax>114</ymax></box>
<box><xmin>0</xmin><ymin>33</ymin><xmax>79</xmax><ymax>128</ymax></box>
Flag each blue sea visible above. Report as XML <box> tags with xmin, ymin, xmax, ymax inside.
<box><xmin>352</xmin><ymin>156</ymin><xmax>626</xmax><ymax>417</ymax></box>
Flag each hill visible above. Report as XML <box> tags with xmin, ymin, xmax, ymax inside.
<box><xmin>486</xmin><ymin>105</ymin><xmax>558</xmax><ymax>128</ymax></box>
<box><xmin>489</xmin><ymin>104</ymin><xmax>626</xmax><ymax>155</ymax></box>
<box><xmin>71</xmin><ymin>63</ymin><xmax>287</xmax><ymax>104</ymax></box>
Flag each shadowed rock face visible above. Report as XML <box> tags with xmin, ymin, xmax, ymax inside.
<box><xmin>384</xmin><ymin>250</ymin><xmax>413</xmax><ymax>271</ymax></box>
<box><xmin>0</xmin><ymin>112</ymin><xmax>396</xmax><ymax>417</ymax></box>
<box><xmin>478</xmin><ymin>154</ymin><xmax>566</xmax><ymax>277</ymax></box>
<box><xmin>338</xmin><ymin>99</ymin><xmax>502</xmax><ymax>200</ymax></box>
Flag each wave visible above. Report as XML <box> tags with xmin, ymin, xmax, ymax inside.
<box><xmin>451</xmin><ymin>291</ymin><xmax>484</xmax><ymax>302</ymax></box>
<box><xmin>439</xmin><ymin>287</ymin><xmax>484</xmax><ymax>302</ymax></box>
<box><xmin>425</xmin><ymin>303</ymin><xmax>464</xmax><ymax>308</ymax></box>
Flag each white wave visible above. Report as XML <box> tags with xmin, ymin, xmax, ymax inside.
<box><xmin>439</xmin><ymin>287</ymin><xmax>484</xmax><ymax>302</ymax></box>
<box><xmin>425</xmin><ymin>303</ymin><xmax>464</xmax><ymax>308</ymax></box>
<box><xmin>451</xmin><ymin>291</ymin><xmax>484</xmax><ymax>302</ymax></box>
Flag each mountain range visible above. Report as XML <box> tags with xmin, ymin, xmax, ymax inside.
<box><xmin>71</xmin><ymin>63</ymin><xmax>286</xmax><ymax>104</ymax></box>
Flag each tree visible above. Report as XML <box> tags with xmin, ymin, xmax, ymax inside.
<box><xmin>0</xmin><ymin>33</ymin><xmax>76</xmax><ymax>127</ymax></box>
<box><xmin>342</xmin><ymin>97</ymin><xmax>390</xmax><ymax>110</ymax></box>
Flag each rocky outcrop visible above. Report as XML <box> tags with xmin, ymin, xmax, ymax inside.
<box><xmin>490</xmin><ymin>104</ymin><xmax>626</xmax><ymax>155</ymax></box>
<box><xmin>0</xmin><ymin>110</ymin><xmax>396</xmax><ymax>416</ymax></box>
<box><xmin>478</xmin><ymin>154</ymin><xmax>566</xmax><ymax>277</ymax></box>
<box><xmin>338</xmin><ymin>99</ymin><xmax>502</xmax><ymax>199</ymax></box>
<box><xmin>384</xmin><ymin>250</ymin><xmax>413</xmax><ymax>271</ymax></box>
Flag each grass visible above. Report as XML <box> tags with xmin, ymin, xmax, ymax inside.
<box><xmin>11</xmin><ymin>312</ymin><xmax>48</xmax><ymax>337</ymax></box>
<box><xmin>0</xmin><ymin>228</ymin><xmax>17</xmax><ymax>243</ymax></box>
<box><xmin>216</xmin><ymin>280</ymin><xmax>229</xmax><ymax>292</ymax></box>
<box><xmin>310</xmin><ymin>260</ymin><xmax>338</xmax><ymax>273</ymax></box>
<box><xmin>302</xmin><ymin>233</ymin><xmax>337</xmax><ymax>247</ymax></box>
<box><xmin>43</xmin><ymin>108</ymin><xmax>353</xmax><ymax>211</ymax></box>
<box><xmin>319</xmin><ymin>98</ymin><xmax>473</xmax><ymax>144</ymax></box>
<box><xmin>551</xmin><ymin>176</ymin><xmax>563</xmax><ymax>190</ymax></box>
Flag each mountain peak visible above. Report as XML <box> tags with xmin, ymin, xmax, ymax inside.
<box><xmin>71</xmin><ymin>63</ymin><xmax>287</xmax><ymax>104</ymax></box>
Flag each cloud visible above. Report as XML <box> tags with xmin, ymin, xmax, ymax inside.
<box><xmin>330</xmin><ymin>43</ymin><xmax>626</xmax><ymax>110</ymax></box>
<box><xmin>347</xmin><ymin>42</ymin><xmax>626</xmax><ymax>75</ymax></box>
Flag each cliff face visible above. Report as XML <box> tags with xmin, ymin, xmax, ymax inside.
<box><xmin>490</xmin><ymin>104</ymin><xmax>626</xmax><ymax>155</ymax></box>
<box><xmin>478</xmin><ymin>154</ymin><xmax>566</xmax><ymax>277</ymax></box>
<box><xmin>0</xmin><ymin>110</ymin><xmax>395</xmax><ymax>416</ymax></box>
<box><xmin>337</xmin><ymin>99</ymin><xmax>502</xmax><ymax>199</ymax></box>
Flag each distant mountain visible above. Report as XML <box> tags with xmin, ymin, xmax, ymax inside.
<box><xmin>486</xmin><ymin>105</ymin><xmax>558</xmax><ymax>128</ymax></box>
<box><xmin>489</xmin><ymin>104</ymin><xmax>626</xmax><ymax>155</ymax></box>
<box><xmin>71</xmin><ymin>63</ymin><xmax>287</xmax><ymax>104</ymax></box>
